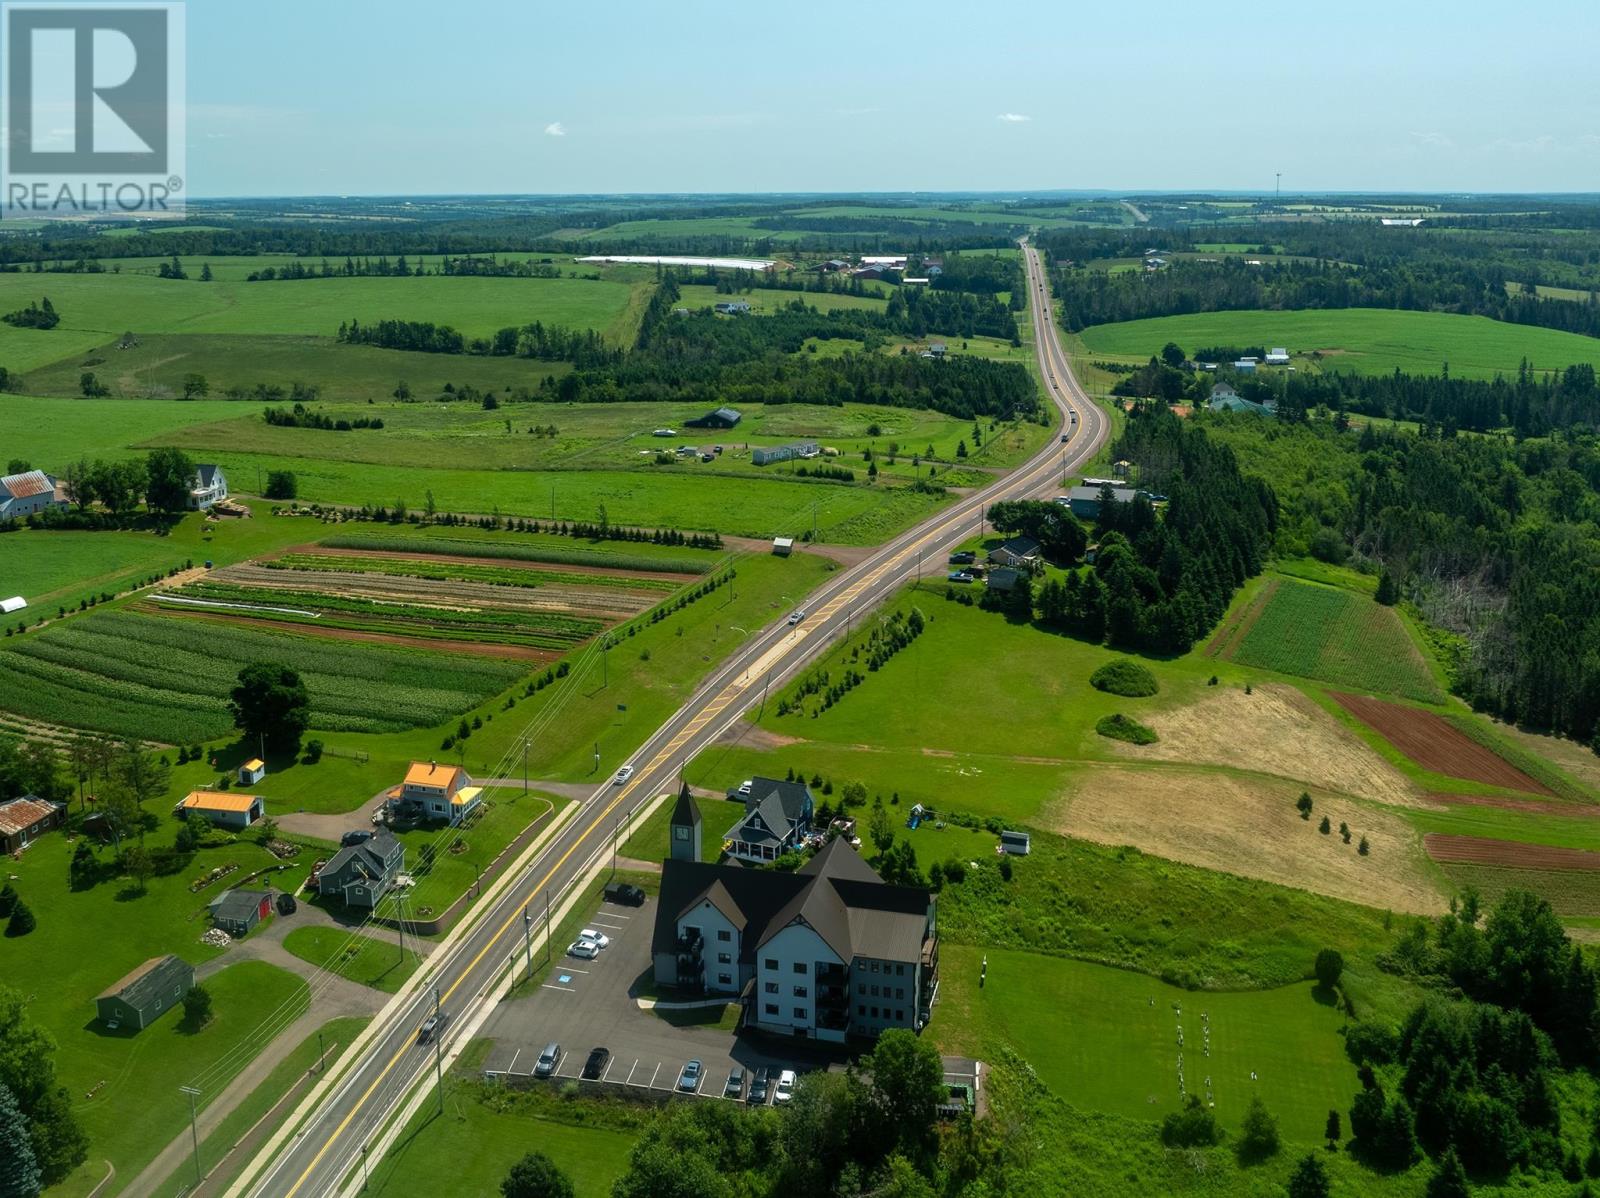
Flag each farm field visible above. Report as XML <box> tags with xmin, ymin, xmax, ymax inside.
<box><xmin>1076</xmin><ymin>307</ymin><xmax>1600</xmax><ymax>379</ymax></box>
<box><xmin>0</xmin><ymin>608</ymin><xmax>526</xmax><ymax>742</ymax></box>
<box><xmin>1435</xmin><ymin>862</ymin><xmax>1600</xmax><ymax>918</ymax></box>
<box><xmin>1212</xmin><ymin>576</ymin><xmax>1443</xmax><ymax>702</ymax></box>
<box><xmin>933</xmin><ymin>945</ymin><xmax>1359</xmax><ymax>1141</ymax></box>
<box><xmin>1331</xmin><ymin>692</ymin><xmax>1554</xmax><ymax>795</ymax></box>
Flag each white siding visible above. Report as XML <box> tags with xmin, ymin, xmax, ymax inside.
<box><xmin>682</xmin><ymin>899</ymin><xmax>742</xmax><ymax>994</ymax></box>
<box><xmin>753</xmin><ymin>923</ymin><xmax>840</xmax><ymax>1035</ymax></box>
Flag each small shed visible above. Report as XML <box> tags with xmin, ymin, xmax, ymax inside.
<box><xmin>238</xmin><ymin>758</ymin><xmax>266</xmax><ymax>786</ymax></box>
<box><xmin>209</xmin><ymin>888</ymin><xmax>272</xmax><ymax>937</ymax></box>
<box><xmin>999</xmin><ymin>830</ymin><xmax>1031</xmax><ymax>856</ymax></box>
<box><xmin>0</xmin><ymin>596</ymin><xmax>25</xmax><ymax>614</ymax></box>
<box><xmin>0</xmin><ymin>794</ymin><xmax>65</xmax><ymax>853</ymax></box>
<box><xmin>96</xmin><ymin>954</ymin><xmax>193</xmax><ymax>1031</ymax></box>
<box><xmin>772</xmin><ymin>537</ymin><xmax>794</xmax><ymax>557</ymax></box>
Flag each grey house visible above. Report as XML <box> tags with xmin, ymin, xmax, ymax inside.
<box><xmin>316</xmin><ymin>830</ymin><xmax>405</xmax><ymax>909</ymax></box>
<box><xmin>724</xmin><ymin>777</ymin><xmax>813</xmax><ymax>863</ymax></box>
<box><xmin>751</xmin><ymin>441</ymin><xmax>820</xmax><ymax>467</ymax></box>
<box><xmin>987</xmin><ymin>535</ymin><xmax>1041</xmax><ymax>570</ymax></box>
<box><xmin>1065</xmin><ymin>484</ymin><xmax>1139</xmax><ymax>521</ymax></box>
<box><xmin>652</xmin><ymin>836</ymin><xmax>939</xmax><ymax>1041</ymax></box>
<box><xmin>685</xmin><ymin>406</ymin><xmax>742</xmax><ymax>429</ymax></box>
<box><xmin>96</xmin><ymin>955</ymin><xmax>194</xmax><ymax>1031</ymax></box>
<box><xmin>209</xmin><ymin>888</ymin><xmax>272</xmax><ymax>936</ymax></box>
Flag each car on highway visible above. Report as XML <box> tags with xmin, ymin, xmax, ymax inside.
<box><xmin>581</xmin><ymin>1046</ymin><xmax>610</xmax><ymax>1080</ymax></box>
<box><xmin>604</xmin><ymin>881</ymin><xmax>646</xmax><ymax>906</ymax></box>
<box><xmin>787</xmin><ymin>610</ymin><xmax>806</xmax><ymax>626</ymax></box>
<box><xmin>677</xmin><ymin>1060</ymin><xmax>703</xmax><ymax>1093</ymax></box>
<box><xmin>416</xmin><ymin>1010</ymin><xmax>449</xmax><ymax>1045</ymax></box>
<box><xmin>724</xmin><ymin>1066</ymin><xmax>745</xmax><ymax>1099</ymax></box>
<box><xmin>748</xmin><ymin>1067</ymin><xmax>771</xmax><ymax>1105</ymax></box>
<box><xmin>534</xmin><ymin>1042</ymin><xmax>563</xmax><ymax>1078</ymax></box>
<box><xmin>612</xmin><ymin>764</ymin><xmax>635</xmax><ymax>785</ymax></box>
<box><xmin>568</xmin><ymin>938</ymin><xmax>600</xmax><ymax>959</ymax></box>
<box><xmin>774</xmin><ymin>1069</ymin><xmax>797</xmax><ymax>1104</ymax></box>
<box><xmin>578</xmin><ymin>927</ymin><xmax>611</xmax><ymax>949</ymax></box>
<box><xmin>947</xmin><ymin>571</ymin><xmax>974</xmax><ymax>584</ymax></box>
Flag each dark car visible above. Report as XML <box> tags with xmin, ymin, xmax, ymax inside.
<box><xmin>724</xmin><ymin>1067</ymin><xmax>745</xmax><ymax>1099</ymax></box>
<box><xmin>581</xmin><ymin>1046</ymin><xmax>610</xmax><ymax>1080</ymax></box>
<box><xmin>748</xmin><ymin>1067</ymin><xmax>770</xmax><ymax>1105</ymax></box>
<box><xmin>340</xmin><ymin>829</ymin><xmax>373</xmax><ymax>848</ymax></box>
<box><xmin>604</xmin><ymin>881</ymin><xmax>646</xmax><ymax>906</ymax></box>
<box><xmin>416</xmin><ymin>1010</ymin><xmax>449</xmax><ymax>1045</ymax></box>
<box><xmin>534</xmin><ymin>1042</ymin><xmax>563</xmax><ymax>1078</ymax></box>
<box><xmin>275</xmin><ymin>892</ymin><xmax>297</xmax><ymax>916</ymax></box>
<box><xmin>949</xmin><ymin>551</ymin><xmax>975</xmax><ymax>565</ymax></box>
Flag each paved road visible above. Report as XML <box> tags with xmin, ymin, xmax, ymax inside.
<box><xmin>234</xmin><ymin>240</ymin><xmax>1106</xmax><ymax>1198</ymax></box>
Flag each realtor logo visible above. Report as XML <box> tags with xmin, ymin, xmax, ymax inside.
<box><xmin>2</xmin><ymin>1</ymin><xmax>185</xmax><ymax>216</ymax></box>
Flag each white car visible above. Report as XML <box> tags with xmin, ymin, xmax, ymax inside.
<box><xmin>737</xmin><ymin>779</ymin><xmax>753</xmax><ymax>797</ymax></box>
<box><xmin>787</xmin><ymin>610</ymin><xmax>807</xmax><ymax>626</ymax></box>
<box><xmin>578</xmin><ymin>928</ymin><xmax>611</xmax><ymax>950</ymax></box>
<box><xmin>568</xmin><ymin>939</ymin><xmax>600</xmax><ymax>959</ymax></box>
<box><xmin>612</xmin><ymin>765</ymin><xmax>635</xmax><ymax>785</ymax></box>
<box><xmin>774</xmin><ymin>1069</ymin><xmax>797</xmax><ymax>1104</ymax></box>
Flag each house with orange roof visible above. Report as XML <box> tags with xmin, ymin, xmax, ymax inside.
<box><xmin>396</xmin><ymin>760</ymin><xmax>482</xmax><ymax>826</ymax></box>
<box><xmin>178</xmin><ymin>789</ymin><xmax>265</xmax><ymax>830</ymax></box>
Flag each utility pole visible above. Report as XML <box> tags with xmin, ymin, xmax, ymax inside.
<box><xmin>521</xmin><ymin>737</ymin><xmax>528</xmax><ymax>793</ymax></box>
<box><xmin>318</xmin><ymin>1030</ymin><xmax>325</xmax><ymax>1073</ymax></box>
<box><xmin>758</xmin><ymin>669</ymin><xmax>772</xmax><ymax>720</ymax></box>
<box><xmin>180</xmin><ymin>1085</ymin><xmax>202</xmax><ymax>1185</ymax></box>
<box><xmin>1275</xmin><ymin>173</ymin><xmax>1281</xmax><ymax>208</ymax></box>
<box><xmin>602</xmin><ymin>641</ymin><xmax>608</xmax><ymax>688</ymax></box>
<box><xmin>544</xmin><ymin>887</ymin><xmax>552</xmax><ymax>965</ymax></box>
<box><xmin>522</xmin><ymin>906</ymin><xmax>533</xmax><ymax>979</ymax></box>
<box><xmin>551</xmin><ymin>485</ymin><xmax>556</xmax><ymax>521</ymax></box>
<box><xmin>362</xmin><ymin>1144</ymin><xmax>370</xmax><ymax>1192</ymax></box>
<box><xmin>431</xmin><ymin>985</ymin><xmax>444</xmax><ymax>1114</ymax></box>
<box><xmin>395</xmin><ymin>892</ymin><xmax>405</xmax><ymax>967</ymax></box>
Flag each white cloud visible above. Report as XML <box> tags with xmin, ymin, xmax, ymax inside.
<box><xmin>1410</xmin><ymin>130</ymin><xmax>1454</xmax><ymax>150</ymax></box>
<box><xmin>997</xmin><ymin>112</ymin><xmax>1030</xmax><ymax>123</ymax></box>
<box><xmin>544</xmin><ymin>121</ymin><xmax>566</xmax><ymax>137</ymax></box>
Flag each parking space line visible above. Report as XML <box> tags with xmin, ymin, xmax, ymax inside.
<box><xmin>560</xmin><ymin>966</ymin><xmax>591</xmax><ymax>974</ymax></box>
<box><xmin>626</xmin><ymin>1059</ymin><xmax>638</xmax><ymax>1084</ymax></box>
<box><xmin>601</xmin><ymin>1057</ymin><xmax>615</xmax><ymax>1083</ymax></box>
<box><xmin>649</xmin><ymin>1062</ymin><xmax>661</xmax><ymax>1089</ymax></box>
<box><xmin>506</xmin><ymin>1049</ymin><xmax>521</xmax><ymax>1073</ymax></box>
<box><xmin>539</xmin><ymin>984</ymin><xmax>574</xmax><ymax>992</ymax></box>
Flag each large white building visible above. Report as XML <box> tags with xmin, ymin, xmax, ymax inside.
<box><xmin>652</xmin><ymin>791</ymin><xmax>939</xmax><ymax>1042</ymax></box>
<box><xmin>0</xmin><ymin>470</ymin><xmax>67</xmax><ymax>520</ymax></box>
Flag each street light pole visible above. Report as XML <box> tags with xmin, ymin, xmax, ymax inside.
<box><xmin>522</xmin><ymin>906</ymin><xmax>533</xmax><ymax>980</ymax></box>
<box><xmin>180</xmin><ymin>1085</ymin><xmax>202</xmax><ymax>1185</ymax></box>
<box><xmin>431</xmin><ymin>985</ymin><xmax>444</xmax><ymax>1115</ymax></box>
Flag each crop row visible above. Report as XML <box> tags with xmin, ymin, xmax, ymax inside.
<box><xmin>267</xmin><ymin>553</ymin><xmax>682</xmax><ymax>594</ymax></box>
<box><xmin>318</xmin><ymin>534</ymin><xmax>711</xmax><ymax>576</ymax></box>
<box><xmin>1230</xmin><ymin>581</ymin><xmax>1441</xmax><ymax>702</ymax></box>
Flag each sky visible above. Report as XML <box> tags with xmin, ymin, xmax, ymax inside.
<box><xmin>182</xmin><ymin>0</ymin><xmax>1600</xmax><ymax>197</ymax></box>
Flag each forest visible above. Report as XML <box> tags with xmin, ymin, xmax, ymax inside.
<box><xmin>1203</xmin><ymin>412</ymin><xmax>1600</xmax><ymax>744</ymax></box>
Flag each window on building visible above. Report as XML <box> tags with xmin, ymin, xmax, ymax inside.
<box><xmin>897</xmin><ymin>1010</ymin><xmax>905</xmax><ymax>1022</ymax></box>
<box><xmin>717</xmin><ymin>929</ymin><xmax>731</xmax><ymax>942</ymax></box>
<box><xmin>857</xmin><ymin>984</ymin><xmax>866</xmax><ymax>996</ymax></box>
<box><xmin>793</xmin><ymin>986</ymin><xmax>807</xmax><ymax>998</ymax></box>
<box><xmin>765</xmin><ymin>981</ymin><xmax>778</xmax><ymax>994</ymax></box>
<box><xmin>871</xmin><ymin>1006</ymin><xmax>879</xmax><ymax>1017</ymax></box>
<box><xmin>858</xmin><ymin>1005</ymin><xmax>866</xmax><ymax>1016</ymax></box>
<box><xmin>793</xmin><ymin>1008</ymin><xmax>807</xmax><ymax>1019</ymax></box>
<box><xmin>764</xmin><ymin>958</ymin><xmax>778</xmax><ymax>971</ymax></box>
<box><xmin>897</xmin><ymin>988</ymin><xmax>905</xmax><ymax>1000</ymax></box>
<box><xmin>717</xmin><ymin>952</ymin><xmax>731</xmax><ymax>964</ymax></box>
<box><xmin>793</xmin><ymin>962</ymin><xmax>808</xmax><ymax>975</ymax></box>
<box><xmin>870</xmin><ymin>960</ymin><xmax>880</xmax><ymax>973</ymax></box>
<box><xmin>871</xmin><ymin>985</ymin><xmax>879</xmax><ymax>997</ymax></box>
<box><xmin>896</xmin><ymin>964</ymin><xmax>905</xmax><ymax>976</ymax></box>
<box><xmin>765</xmin><ymin>1003</ymin><xmax>779</xmax><ymax>1015</ymax></box>
<box><xmin>718</xmin><ymin>973</ymin><xmax>731</xmax><ymax>985</ymax></box>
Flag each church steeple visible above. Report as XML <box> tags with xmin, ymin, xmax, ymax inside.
<box><xmin>669</xmin><ymin>783</ymin><xmax>701</xmax><ymax>862</ymax></box>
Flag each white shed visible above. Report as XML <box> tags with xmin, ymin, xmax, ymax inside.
<box><xmin>0</xmin><ymin>596</ymin><xmax>25</xmax><ymax>615</ymax></box>
<box><xmin>772</xmin><ymin>537</ymin><xmax>794</xmax><ymax>557</ymax></box>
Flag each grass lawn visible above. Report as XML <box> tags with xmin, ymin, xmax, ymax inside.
<box><xmin>933</xmin><ymin>945</ymin><xmax>1359</xmax><ymax>1142</ymax></box>
<box><xmin>281</xmin><ymin>927</ymin><xmax>421</xmax><ymax>992</ymax></box>
<box><xmin>363</xmin><ymin>1079</ymin><xmax>638</xmax><ymax>1198</ymax></box>
<box><xmin>392</xmin><ymin>792</ymin><xmax>564</xmax><ymax>918</ymax></box>
<box><xmin>168</xmin><ymin>1015</ymin><xmax>370</xmax><ymax>1196</ymax></box>
<box><xmin>1077</xmin><ymin>307</ymin><xmax>1600</xmax><ymax>379</ymax></box>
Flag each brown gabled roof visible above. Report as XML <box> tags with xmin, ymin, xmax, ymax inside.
<box><xmin>0</xmin><ymin>796</ymin><xmax>57</xmax><ymax>836</ymax></box>
<box><xmin>98</xmin><ymin>953</ymin><xmax>190</xmax><ymax>1001</ymax></box>
<box><xmin>681</xmin><ymin>878</ymin><xmax>747</xmax><ymax>931</ymax></box>
<box><xmin>1</xmin><ymin>470</ymin><xmax>52</xmax><ymax>499</ymax></box>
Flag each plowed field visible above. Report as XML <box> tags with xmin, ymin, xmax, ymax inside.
<box><xmin>1331</xmin><ymin>692</ymin><xmax>1553</xmax><ymax>795</ymax></box>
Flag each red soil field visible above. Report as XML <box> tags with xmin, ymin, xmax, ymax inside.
<box><xmin>1431</xmin><ymin>793</ymin><xmax>1600</xmax><ymax>819</ymax></box>
<box><xmin>1424</xmin><ymin>834</ymin><xmax>1600</xmax><ymax>871</ymax></box>
<box><xmin>1331</xmin><ymin>692</ymin><xmax>1554</xmax><ymax>796</ymax></box>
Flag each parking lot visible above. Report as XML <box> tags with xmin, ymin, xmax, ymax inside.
<box><xmin>479</xmin><ymin>892</ymin><xmax>845</xmax><ymax>1101</ymax></box>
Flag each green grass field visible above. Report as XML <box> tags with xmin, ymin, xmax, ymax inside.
<box><xmin>1077</xmin><ymin>307</ymin><xmax>1600</xmax><ymax>379</ymax></box>
<box><xmin>0</xmin><ymin>272</ymin><xmax>643</xmax><ymax>373</ymax></box>
<box><xmin>281</xmin><ymin>926</ymin><xmax>421</xmax><ymax>992</ymax></box>
<box><xmin>934</xmin><ymin>945</ymin><xmax>1358</xmax><ymax>1140</ymax></box>
<box><xmin>1219</xmin><ymin>577</ymin><xmax>1443</xmax><ymax>702</ymax></box>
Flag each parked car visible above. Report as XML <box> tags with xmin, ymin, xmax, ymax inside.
<box><xmin>737</xmin><ymin>779</ymin><xmax>753</xmax><ymax>797</ymax></box>
<box><xmin>578</xmin><ymin>928</ymin><xmax>611</xmax><ymax>950</ymax></box>
<box><xmin>748</xmin><ymin>1067</ymin><xmax>770</xmax><ymax>1105</ymax></box>
<box><xmin>568</xmin><ymin>939</ymin><xmax>600</xmax><ymax>959</ymax></box>
<box><xmin>417</xmin><ymin>1011</ymin><xmax>449</xmax><ymax>1045</ymax></box>
<box><xmin>947</xmin><ymin>571</ymin><xmax>974</xmax><ymax>584</ymax></box>
<box><xmin>787</xmin><ymin>610</ymin><xmax>807</xmax><ymax>626</ymax></box>
<box><xmin>612</xmin><ymin>765</ymin><xmax>635</xmax><ymax>785</ymax></box>
<box><xmin>724</xmin><ymin>1067</ymin><xmax>745</xmax><ymax>1099</ymax></box>
<box><xmin>534</xmin><ymin>1043</ymin><xmax>563</xmax><ymax>1078</ymax></box>
<box><xmin>677</xmin><ymin>1060</ymin><xmax>703</xmax><ymax>1093</ymax></box>
<box><xmin>603</xmin><ymin>881</ymin><xmax>646</xmax><ymax>906</ymax></box>
<box><xmin>774</xmin><ymin>1070</ymin><xmax>797</xmax><ymax>1104</ymax></box>
<box><xmin>950</xmin><ymin>551</ymin><xmax>976</xmax><ymax>565</ymax></box>
<box><xmin>340</xmin><ymin>829</ymin><xmax>373</xmax><ymax>847</ymax></box>
<box><xmin>581</xmin><ymin>1047</ymin><xmax>610</xmax><ymax>1080</ymax></box>
<box><xmin>275</xmin><ymin>892</ymin><xmax>297</xmax><ymax>916</ymax></box>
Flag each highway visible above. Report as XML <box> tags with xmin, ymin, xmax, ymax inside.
<box><xmin>235</xmin><ymin>239</ymin><xmax>1108</xmax><ymax>1198</ymax></box>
